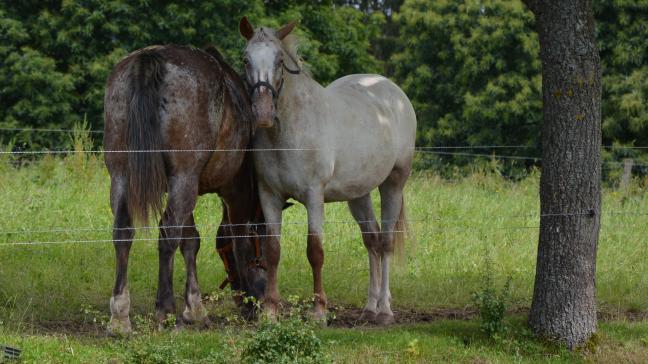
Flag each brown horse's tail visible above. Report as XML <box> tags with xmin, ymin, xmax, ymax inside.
<box><xmin>126</xmin><ymin>50</ymin><xmax>167</xmax><ymax>224</ymax></box>
<box><xmin>393</xmin><ymin>196</ymin><xmax>413</xmax><ymax>264</ymax></box>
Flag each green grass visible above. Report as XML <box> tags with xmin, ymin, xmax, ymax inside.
<box><xmin>0</xmin><ymin>153</ymin><xmax>647</xmax><ymax>362</ymax></box>
<box><xmin>3</xmin><ymin>317</ymin><xmax>648</xmax><ymax>363</ymax></box>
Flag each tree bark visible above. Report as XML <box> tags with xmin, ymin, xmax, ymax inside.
<box><xmin>524</xmin><ymin>0</ymin><xmax>602</xmax><ymax>349</ymax></box>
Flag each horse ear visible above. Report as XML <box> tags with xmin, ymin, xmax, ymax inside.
<box><xmin>239</xmin><ymin>16</ymin><xmax>254</xmax><ymax>40</ymax></box>
<box><xmin>276</xmin><ymin>20</ymin><xmax>298</xmax><ymax>40</ymax></box>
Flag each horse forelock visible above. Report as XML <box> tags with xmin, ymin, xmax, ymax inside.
<box><xmin>249</xmin><ymin>29</ymin><xmax>301</xmax><ymax>66</ymax></box>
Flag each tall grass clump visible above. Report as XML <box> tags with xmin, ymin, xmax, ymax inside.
<box><xmin>0</xmin><ymin>141</ymin><xmax>15</xmax><ymax>178</ymax></box>
<box><xmin>65</xmin><ymin>117</ymin><xmax>97</xmax><ymax>180</ymax></box>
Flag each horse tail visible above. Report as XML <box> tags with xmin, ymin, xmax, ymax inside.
<box><xmin>126</xmin><ymin>50</ymin><xmax>167</xmax><ymax>224</ymax></box>
<box><xmin>393</xmin><ymin>195</ymin><xmax>413</xmax><ymax>264</ymax></box>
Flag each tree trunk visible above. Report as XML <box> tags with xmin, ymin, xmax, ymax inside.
<box><xmin>524</xmin><ymin>0</ymin><xmax>602</xmax><ymax>349</ymax></box>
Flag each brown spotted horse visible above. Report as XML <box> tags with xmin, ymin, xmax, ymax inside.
<box><xmin>104</xmin><ymin>44</ymin><xmax>270</xmax><ymax>334</ymax></box>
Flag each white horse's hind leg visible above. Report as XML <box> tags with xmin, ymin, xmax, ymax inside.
<box><xmin>305</xmin><ymin>190</ymin><xmax>327</xmax><ymax>322</ymax></box>
<box><xmin>376</xmin><ymin>171</ymin><xmax>407</xmax><ymax>325</ymax></box>
<box><xmin>347</xmin><ymin>194</ymin><xmax>381</xmax><ymax>322</ymax></box>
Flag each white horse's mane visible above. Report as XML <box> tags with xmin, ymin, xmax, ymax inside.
<box><xmin>280</xmin><ymin>34</ymin><xmax>310</xmax><ymax>77</ymax></box>
<box><xmin>281</xmin><ymin>35</ymin><xmax>299</xmax><ymax>62</ymax></box>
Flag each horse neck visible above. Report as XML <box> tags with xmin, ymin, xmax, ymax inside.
<box><xmin>277</xmin><ymin>72</ymin><xmax>323</xmax><ymax>122</ymax></box>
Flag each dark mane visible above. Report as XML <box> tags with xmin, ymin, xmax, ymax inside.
<box><xmin>203</xmin><ymin>44</ymin><xmax>255</xmax><ymax>138</ymax></box>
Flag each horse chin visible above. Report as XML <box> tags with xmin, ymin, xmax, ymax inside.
<box><xmin>255</xmin><ymin>115</ymin><xmax>275</xmax><ymax>128</ymax></box>
<box><xmin>240</xmin><ymin>301</ymin><xmax>259</xmax><ymax>321</ymax></box>
<box><xmin>239</xmin><ymin>284</ymin><xmax>265</xmax><ymax>321</ymax></box>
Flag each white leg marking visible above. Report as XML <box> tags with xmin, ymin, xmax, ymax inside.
<box><xmin>363</xmin><ymin>249</ymin><xmax>381</xmax><ymax>314</ymax></box>
<box><xmin>109</xmin><ymin>290</ymin><xmax>132</xmax><ymax>334</ymax></box>
<box><xmin>182</xmin><ymin>291</ymin><xmax>207</xmax><ymax>323</ymax></box>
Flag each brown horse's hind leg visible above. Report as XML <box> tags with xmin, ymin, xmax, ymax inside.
<box><xmin>180</xmin><ymin>214</ymin><xmax>208</xmax><ymax>325</ymax></box>
<box><xmin>156</xmin><ymin>175</ymin><xmax>199</xmax><ymax>329</ymax></box>
<box><xmin>348</xmin><ymin>194</ymin><xmax>381</xmax><ymax>322</ymax></box>
<box><xmin>109</xmin><ymin>177</ymin><xmax>134</xmax><ymax>335</ymax></box>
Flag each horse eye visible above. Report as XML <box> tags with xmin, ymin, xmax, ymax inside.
<box><xmin>243</xmin><ymin>58</ymin><xmax>249</xmax><ymax>65</ymax></box>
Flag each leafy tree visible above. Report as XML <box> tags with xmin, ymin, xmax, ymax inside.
<box><xmin>391</xmin><ymin>0</ymin><xmax>541</xmax><ymax>163</ymax></box>
<box><xmin>1</xmin><ymin>0</ymin><xmax>646</xmax><ymax>167</ymax></box>
<box><xmin>261</xmin><ymin>1</ymin><xmax>384</xmax><ymax>84</ymax></box>
<box><xmin>0</xmin><ymin>0</ymin><xmax>265</xmax><ymax>149</ymax></box>
<box><xmin>0</xmin><ymin>1</ymin><xmax>382</xmax><ymax>150</ymax></box>
<box><xmin>595</xmin><ymin>0</ymin><xmax>648</xmax><ymax>148</ymax></box>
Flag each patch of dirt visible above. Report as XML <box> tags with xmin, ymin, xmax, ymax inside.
<box><xmin>9</xmin><ymin>304</ymin><xmax>648</xmax><ymax>336</ymax></box>
<box><xmin>327</xmin><ymin>305</ymin><xmax>479</xmax><ymax>328</ymax></box>
<box><xmin>598</xmin><ymin>308</ymin><xmax>648</xmax><ymax>322</ymax></box>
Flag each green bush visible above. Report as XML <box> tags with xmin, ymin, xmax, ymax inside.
<box><xmin>242</xmin><ymin>302</ymin><xmax>328</xmax><ymax>364</ymax></box>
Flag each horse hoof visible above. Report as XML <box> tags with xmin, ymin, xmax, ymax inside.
<box><xmin>108</xmin><ymin>317</ymin><xmax>132</xmax><ymax>336</ymax></box>
<box><xmin>375</xmin><ymin>312</ymin><xmax>395</xmax><ymax>326</ymax></box>
<box><xmin>358</xmin><ymin>310</ymin><xmax>377</xmax><ymax>323</ymax></box>
<box><xmin>261</xmin><ymin>309</ymin><xmax>279</xmax><ymax>323</ymax></box>
<box><xmin>310</xmin><ymin>310</ymin><xmax>328</xmax><ymax>327</ymax></box>
<box><xmin>173</xmin><ymin>321</ymin><xmax>185</xmax><ymax>332</ymax></box>
<box><xmin>182</xmin><ymin>304</ymin><xmax>208</xmax><ymax>324</ymax></box>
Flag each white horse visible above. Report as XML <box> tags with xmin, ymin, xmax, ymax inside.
<box><xmin>239</xmin><ymin>17</ymin><xmax>417</xmax><ymax>325</ymax></box>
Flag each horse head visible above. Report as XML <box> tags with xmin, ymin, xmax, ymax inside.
<box><xmin>239</xmin><ymin>17</ymin><xmax>299</xmax><ymax>128</ymax></box>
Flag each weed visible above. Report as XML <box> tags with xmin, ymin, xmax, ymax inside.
<box><xmin>472</xmin><ymin>248</ymin><xmax>512</xmax><ymax>337</ymax></box>
<box><xmin>80</xmin><ymin>304</ymin><xmax>108</xmax><ymax>329</ymax></box>
<box><xmin>404</xmin><ymin>338</ymin><xmax>420</xmax><ymax>359</ymax></box>
<box><xmin>160</xmin><ymin>314</ymin><xmax>177</xmax><ymax>330</ymax></box>
<box><xmin>132</xmin><ymin>313</ymin><xmax>155</xmax><ymax>334</ymax></box>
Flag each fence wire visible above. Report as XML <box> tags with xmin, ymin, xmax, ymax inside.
<box><xmin>3</xmin><ymin>126</ymin><xmax>648</xmax><ymax>151</ymax></box>
<box><xmin>0</xmin><ymin>209</ymin><xmax>643</xmax><ymax>247</ymax></box>
<box><xmin>0</xmin><ymin>210</ymin><xmax>644</xmax><ymax>239</ymax></box>
<box><xmin>2</xmin><ymin>147</ymin><xmax>646</xmax><ymax>168</ymax></box>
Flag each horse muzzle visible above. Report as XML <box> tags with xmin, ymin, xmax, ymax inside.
<box><xmin>252</xmin><ymin>100</ymin><xmax>276</xmax><ymax>128</ymax></box>
<box><xmin>250</xmin><ymin>85</ymin><xmax>277</xmax><ymax>128</ymax></box>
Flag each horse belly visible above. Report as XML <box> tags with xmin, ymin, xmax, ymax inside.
<box><xmin>322</xmin><ymin>152</ymin><xmax>396</xmax><ymax>202</ymax></box>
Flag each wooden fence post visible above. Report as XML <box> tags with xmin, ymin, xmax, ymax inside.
<box><xmin>620</xmin><ymin>158</ymin><xmax>634</xmax><ymax>189</ymax></box>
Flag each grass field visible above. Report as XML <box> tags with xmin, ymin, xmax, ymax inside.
<box><xmin>0</xmin><ymin>152</ymin><xmax>647</xmax><ymax>362</ymax></box>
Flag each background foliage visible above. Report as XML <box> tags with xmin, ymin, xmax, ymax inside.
<box><xmin>1</xmin><ymin>0</ymin><xmax>646</xmax><ymax>172</ymax></box>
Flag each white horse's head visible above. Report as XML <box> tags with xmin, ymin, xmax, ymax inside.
<box><xmin>240</xmin><ymin>17</ymin><xmax>298</xmax><ymax>128</ymax></box>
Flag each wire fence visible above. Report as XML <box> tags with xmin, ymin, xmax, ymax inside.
<box><xmin>0</xmin><ymin>209</ymin><xmax>644</xmax><ymax>247</ymax></box>
<box><xmin>0</xmin><ymin>127</ymin><xmax>645</xmax><ymax>248</ymax></box>
<box><xmin>0</xmin><ymin>131</ymin><xmax>646</xmax><ymax>327</ymax></box>
<box><xmin>3</xmin><ymin>126</ymin><xmax>648</xmax><ymax>150</ymax></box>
<box><xmin>1</xmin><ymin>146</ymin><xmax>646</xmax><ymax>169</ymax></box>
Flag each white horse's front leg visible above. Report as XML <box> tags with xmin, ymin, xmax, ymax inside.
<box><xmin>305</xmin><ymin>190</ymin><xmax>327</xmax><ymax>322</ymax></box>
<box><xmin>258</xmin><ymin>186</ymin><xmax>284</xmax><ymax>320</ymax></box>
